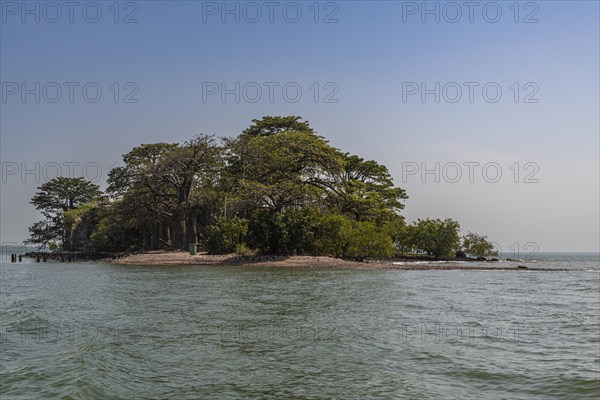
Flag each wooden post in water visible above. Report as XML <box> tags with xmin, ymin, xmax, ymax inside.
<box><xmin>18</xmin><ymin>255</ymin><xmax>22</xmax><ymax>262</ymax></box>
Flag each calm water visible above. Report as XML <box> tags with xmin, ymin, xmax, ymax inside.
<box><xmin>1</xmin><ymin>254</ymin><xmax>599</xmax><ymax>399</ymax></box>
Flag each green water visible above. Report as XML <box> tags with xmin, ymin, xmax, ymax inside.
<box><xmin>1</xmin><ymin>258</ymin><xmax>599</xmax><ymax>399</ymax></box>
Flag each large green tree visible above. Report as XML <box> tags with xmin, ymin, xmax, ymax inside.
<box><xmin>327</xmin><ymin>154</ymin><xmax>408</xmax><ymax>224</ymax></box>
<box><xmin>225</xmin><ymin>117</ymin><xmax>342</xmax><ymax>214</ymax></box>
<box><xmin>106</xmin><ymin>142</ymin><xmax>179</xmax><ymax>249</ymax></box>
<box><xmin>27</xmin><ymin>177</ymin><xmax>101</xmax><ymax>249</ymax></box>
<box><xmin>105</xmin><ymin>136</ymin><xmax>222</xmax><ymax>250</ymax></box>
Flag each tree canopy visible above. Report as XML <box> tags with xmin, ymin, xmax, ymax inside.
<box><xmin>461</xmin><ymin>232</ymin><xmax>498</xmax><ymax>258</ymax></box>
<box><xmin>26</xmin><ymin>116</ymin><xmax>495</xmax><ymax>261</ymax></box>
<box><xmin>27</xmin><ymin>177</ymin><xmax>101</xmax><ymax>249</ymax></box>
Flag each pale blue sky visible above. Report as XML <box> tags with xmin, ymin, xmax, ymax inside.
<box><xmin>1</xmin><ymin>1</ymin><xmax>599</xmax><ymax>252</ymax></box>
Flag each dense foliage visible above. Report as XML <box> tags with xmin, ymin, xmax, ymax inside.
<box><xmin>27</xmin><ymin>116</ymin><xmax>496</xmax><ymax>260</ymax></box>
<box><xmin>461</xmin><ymin>232</ymin><xmax>499</xmax><ymax>258</ymax></box>
<box><xmin>26</xmin><ymin>177</ymin><xmax>102</xmax><ymax>249</ymax></box>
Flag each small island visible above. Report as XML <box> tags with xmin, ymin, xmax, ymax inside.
<box><xmin>25</xmin><ymin>116</ymin><xmax>503</xmax><ymax>268</ymax></box>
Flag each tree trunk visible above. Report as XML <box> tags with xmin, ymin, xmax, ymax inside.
<box><xmin>166</xmin><ymin>225</ymin><xmax>172</xmax><ymax>247</ymax></box>
<box><xmin>143</xmin><ymin>231</ymin><xmax>150</xmax><ymax>250</ymax></box>
<box><xmin>150</xmin><ymin>223</ymin><xmax>161</xmax><ymax>250</ymax></box>
<box><xmin>186</xmin><ymin>214</ymin><xmax>197</xmax><ymax>246</ymax></box>
<box><xmin>172</xmin><ymin>213</ymin><xmax>186</xmax><ymax>250</ymax></box>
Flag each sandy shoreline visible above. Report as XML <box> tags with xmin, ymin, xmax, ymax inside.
<box><xmin>110</xmin><ymin>251</ymin><xmax>564</xmax><ymax>271</ymax></box>
<box><xmin>111</xmin><ymin>251</ymin><xmax>368</xmax><ymax>268</ymax></box>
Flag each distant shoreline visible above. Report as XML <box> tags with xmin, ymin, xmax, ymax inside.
<box><xmin>110</xmin><ymin>251</ymin><xmax>567</xmax><ymax>271</ymax></box>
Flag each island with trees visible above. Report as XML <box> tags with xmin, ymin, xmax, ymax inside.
<box><xmin>24</xmin><ymin>116</ymin><xmax>500</xmax><ymax>267</ymax></box>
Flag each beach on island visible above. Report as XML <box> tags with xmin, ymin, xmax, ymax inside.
<box><xmin>110</xmin><ymin>250</ymin><xmax>566</xmax><ymax>271</ymax></box>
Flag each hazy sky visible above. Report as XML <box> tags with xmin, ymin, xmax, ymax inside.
<box><xmin>1</xmin><ymin>1</ymin><xmax>598</xmax><ymax>253</ymax></box>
